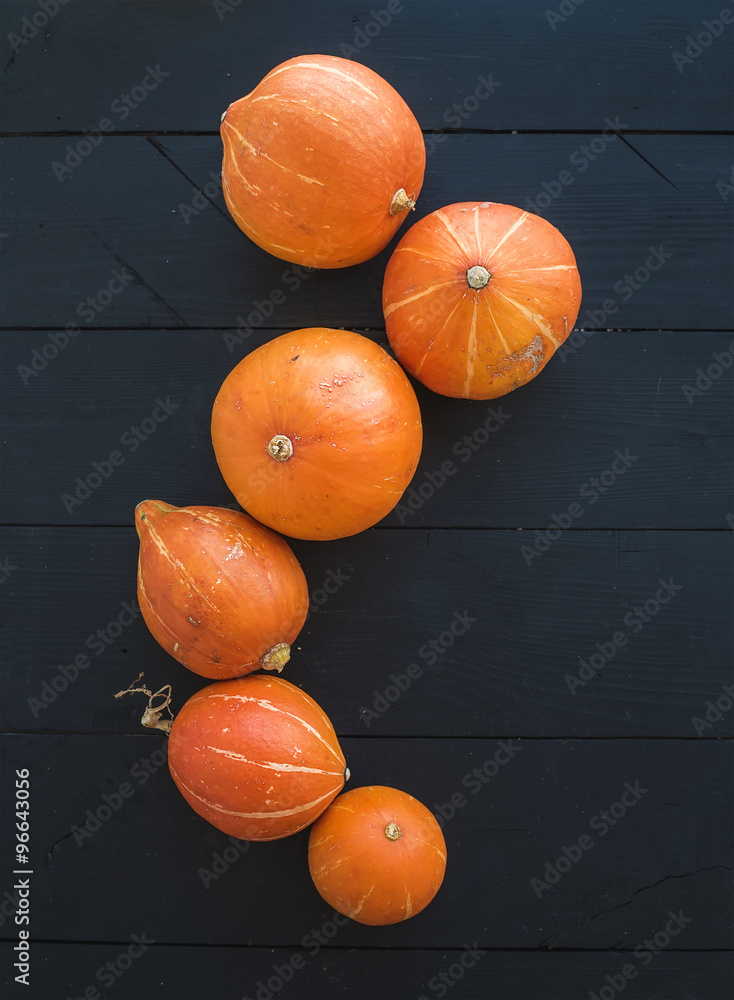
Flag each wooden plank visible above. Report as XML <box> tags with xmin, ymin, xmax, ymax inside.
<box><xmin>1</xmin><ymin>734</ymin><xmax>730</xmax><ymax>949</ymax></box>
<box><xmin>2</xmin><ymin>1</ymin><xmax>733</xmax><ymax>132</ymax></box>
<box><xmin>1</xmin><ymin>943</ymin><xmax>731</xmax><ymax>1000</ymax></box>
<box><xmin>1</xmin><ymin>0</ymin><xmax>731</xmax><ymax>991</ymax></box>
<box><xmin>1</xmin><ymin>331</ymin><xmax>731</xmax><ymax>529</ymax></box>
<box><xmin>1</xmin><ymin>527</ymin><xmax>731</xmax><ymax>738</ymax></box>
<box><xmin>1</xmin><ymin>134</ymin><xmax>732</xmax><ymax>330</ymax></box>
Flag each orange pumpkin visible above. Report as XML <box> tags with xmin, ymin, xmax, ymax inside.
<box><xmin>168</xmin><ymin>675</ymin><xmax>348</xmax><ymax>841</ymax></box>
<box><xmin>308</xmin><ymin>785</ymin><xmax>447</xmax><ymax>925</ymax></box>
<box><xmin>220</xmin><ymin>54</ymin><xmax>425</xmax><ymax>268</ymax></box>
<box><xmin>135</xmin><ymin>500</ymin><xmax>308</xmax><ymax>679</ymax></box>
<box><xmin>211</xmin><ymin>328</ymin><xmax>423</xmax><ymax>540</ymax></box>
<box><xmin>383</xmin><ymin>201</ymin><xmax>582</xmax><ymax>399</ymax></box>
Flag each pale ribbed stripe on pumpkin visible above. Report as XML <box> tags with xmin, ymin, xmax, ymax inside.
<box><xmin>264</xmin><ymin>60</ymin><xmax>381</xmax><ymax>102</ymax></box>
<box><xmin>484</xmin><ymin>209</ymin><xmax>530</xmax><ymax>259</ymax></box>
<box><xmin>434</xmin><ymin>208</ymin><xmax>474</xmax><ymax>258</ymax></box>
<box><xmin>312</xmin><ymin>856</ymin><xmax>346</xmax><ymax>880</ymax></box>
<box><xmin>220</xmin><ymin>140</ymin><xmax>261</xmax><ymax>195</ymax></box>
<box><xmin>197</xmin><ymin>745</ymin><xmax>342</xmax><ymax>777</ymax></box>
<box><xmin>348</xmin><ymin>885</ymin><xmax>376</xmax><ymax>920</ymax></box>
<box><xmin>246</xmin><ymin>94</ymin><xmax>341</xmax><ymax>125</ymax></box>
<box><xmin>463</xmin><ymin>300</ymin><xmax>480</xmax><ymax>397</ymax></box>
<box><xmin>224</xmin><ymin>121</ymin><xmax>325</xmax><ymax>187</ymax></box>
<box><xmin>408</xmin><ymin>835</ymin><xmax>448</xmax><ymax>865</ymax></box>
<box><xmin>223</xmin><ymin>181</ymin><xmax>301</xmax><ymax>257</ymax></box>
<box><xmin>141</xmin><ymin>520</ymin><xmax>223</xmax><ymax>615</ymax></box>
<box><xmin>412</xmin><ymin>296</ymin><xmax>466</xmax><ymax>378</ymax></box>
<box><xmin>392</xmin><ymin>245</ymin><xmax>457</xmax><ymax>267</ymax></box>
<box><xmin>383</xmin><ymin>280</ymin><xmax>458</xmax><ymax>319</ymax></box>
<box><xmin>481</xmin><ymin>294</ymin><xmax>512</xmax><ymax>355</ymax></box>
<box><xmin>472</xmin><ymin>204</ymin><xmax>483</xmax><ymax>259</ymax></box>
<box><xmin>222</xmin><ymin>170</ymin><xmax>305</xmax><ymax>258</ymax></box>
<box><xmin>170</xmin><ymin>765</ymin><xmax>339</xmax><ymax>821</ymax></box>
<box><xmin>491</xmin><ymin>287</ymin><xmax>563</xmax><ymax>349</ymax></box>
<box><xmin>203</xmin><ymin>693</ymin><xmax>346</xmax><ymax>767</ymax></box>
<box><xmin>501</xmin><ymin>263</ymin><xmax>578</xmax><ymax>275</ymax></box>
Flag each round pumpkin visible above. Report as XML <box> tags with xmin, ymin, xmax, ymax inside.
<box><xmin>308</xmin><ymin>785</ymin><xmax>447</xmax><ymax>925</ymax></box>
<box><xmin>135</xmin><ymin>500</ymin><xmax>308</xmax><ymax>680</ymax></box>
<box><xmin>383</xmin><ymin>201</ymin><xmax>582</xmax><ymax>399</ymax></box>
<box><xmin>211</xmin><ymin>328</ymin><xmax>423</xmax><ymax>540</ymax></box>
<box><xmin>220</xmin><ymin>54</ymin><xmax>425</xmax><ymax>268</ymax></box>
<box><xmin>168</xmin><ymin>675</ymin><xmax>348</xmax><ymax>841</ymax></box>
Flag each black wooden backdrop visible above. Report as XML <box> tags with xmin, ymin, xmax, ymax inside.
<box><xmin>1</xmin><ymin>2</ymin><xmax>732</xmax><ymax>998</ymax></box>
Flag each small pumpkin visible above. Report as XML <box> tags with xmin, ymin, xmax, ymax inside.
<box><xmin>383</xmin><ymin>201</ymin><xmax>582</xmax><ymax>399</ymax></box>
<box><xmin>135</xmin><ymin>500</ymin><xmax>308</xmax><ymax>679</ymax></box>
<box><xmin>211</xmin><ymin>328</ymin><xmax>423</xmax><ymax>540</ymax></box>
<box><xmin>220</xmin><ymin>54</ymin><xmax>425</xmax><ymax>268</ymax></box>
<box><xmin>308</xmin><ymin>785</ymin><xmax>447</xmax><ymax>925</ymax></box>
<box><xmin>168</xmin><ymin>675</ymin><xmax>348</xmax><ymax>841</ymax></box>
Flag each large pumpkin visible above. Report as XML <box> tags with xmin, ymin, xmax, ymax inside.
<box><xmin>168</xmin><ymin>675</ymin><xmax>348</xmax><ymax>841</ymax></box>
<box><xmin>308</xmin><ymin>785</ymin><xmax>447</xmax><ymax>925</ymax></box>
<box><xmin>211</xmin><ymin>328</ymin><xmax>423</xmax><ymax>540</ymax></box>
<box><xmin>220</xmin><ymin>54</ymin><xmax>425</xmax><ymax>268</ymax></box>
<box><xmin>383</xmin><ymin>202</ymin><xmax>582</xmax><ymax>399</ymax></box>
<box><xmin>135</xmin><ymin>500</ymin><xmax>308</xmax><ymax>679</ymax></box>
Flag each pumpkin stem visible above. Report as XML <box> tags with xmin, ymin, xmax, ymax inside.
<box><xmin>384</xmin><ymin>821</ymin><xmax>402</xmax><ymax>841</ymax></box>
<box><xmin>260</xmin><ymin>642</ymin><xmax>291</xmax><ymax>672</ymax></box>
<box><xmin>267</xmin><ymin>434</ymin><xmax>294</xmax><ymax>462</ymax></box>
<box><xmin>135</xmin><ymin>499</ymin><xmax>177</xmax><ymax>537</ymax></box>
<box><xmin>115</xmin><ymin>672</ymin><xmax>174</xmax><ymax>734</ymax></box>
<box><xmin>466</xmin><ymin>265</ymin><xmax>491</xmax><ymax>289</ymax></box>
<box><xmin>389</xmin><ymin>188</ymin><xmax>416</xmax><ymax>216</ymax></box>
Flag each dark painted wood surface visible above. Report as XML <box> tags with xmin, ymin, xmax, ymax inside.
<box><xmin>2</xmin><ymin>734</ymin><xmax>731</xmax><ymax>949</ymax></box>
<box><xmin>2</xmin><ymin>944</ymin><xmax>732</xmax><ymax>1000</ymax></box>
<box><xmin>1</xmin><ymin>1</ymin><xmax>732</xmax><ymax>998</ymax></box>
<box><xmin>2</xmin><ymin>331</ymin><xmax>733</xmax><ymax>528</ymax></box>
<box><xmin>2</xmin><ymin>1</ymin><xmax>733</xmax><ymax>133</ymax></box>
<box><xmin>2</xmin><ymin>135</ymin><xmax>732</xmax><ymax>329</ymax></box>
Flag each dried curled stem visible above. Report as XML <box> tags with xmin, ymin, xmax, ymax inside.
<box><xmin>115</xmin><ymin>672</ymin><xmax>174</xmax><ymax>734</ymax></box>
<box><xmin>267</xmin><ymin>434</ymin><xmax>294</xmax><ymax>462</ymax></box>
<box><xmin>260</xmin><ymin>642</ymin><xmax>291</xmax><ymax>672</ymax></box>
<box><xmin>389</xmin><ymin>188</ymin><xmax>416</xmax><ymax>216</ymax></box>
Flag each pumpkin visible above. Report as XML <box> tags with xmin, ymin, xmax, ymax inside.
<box><xmin>168</xmin><ymin>675</ymin><xmax>348</xmax><ymax>841</ymax></box>
<box><xmin>382</xmin><ymin>201</ymin><xmax>582</xmax><ymax>399</ymax></box>
<box><xmin>135</xmin><ymin>500</ymin><xmax>308</xmax><ymax>679</ymax></box>
<box><xmin>211</xmin><ymin>328</ymin><xmax>423</xmax><ymax>540</ymax></box>
<box><xmin>220</xmin><ymin>54</ymin><xmax>425</xmax><ymax>268</ymax></box>
<box><xmin>308</xmin><ymin>785</ymin><xmax>447</xmax><ymax>925</ymax></box>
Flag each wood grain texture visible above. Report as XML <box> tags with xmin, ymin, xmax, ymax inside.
<box><xmin>1</xmin><ymin>134</ymin><xmax>731</xmax><ymax>330</ymax></box>
<box><xmin>1</xmin><ymin>734</ymin><xmax>731</xmax><ymax>950</ymax></box>
<box><xmin>2</xmin><ymin>1</ymin><xmax>733</xmax><ymax>132</ymax></box>
<box><xmin>1</xmin><ymin>526</ymin><xmax>731</xmax><ymax>738</ymax></box>
<box><xmin>1</xmin><ymin>943</ymin><xmax>731</xmax><ymax>1000</ymax></box>
<box><xmin>1</xmin><ymin>331</ymin><xmax>732</xmax><ymax>528</ymax></box>
<box><xmin>0</xmin><ymin>0</ymin><xmax>731</xmax><ymax>993</ymax></box>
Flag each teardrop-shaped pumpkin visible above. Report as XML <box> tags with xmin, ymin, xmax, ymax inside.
<box><xmin>308</xmin><ymin>785</ymin><xmax>447</xmax><ymax>925</ymax></box>
<box><xmin>383</xmin><ymin>201</ymin><xmax>582</xmax><ymax>399</ymax></box>
<box><xmin>168</xmin><ymin>675</ymin><xmax>349</xmax><ymax>841</ymax></box>
<box><xmin>211</xmin><ymin>328</ymin><xmax>423</xmax><ymax>540</ymax></box>
<box><xmin>135</xmin><ymin>500</ymin><xmax>308</xmax><ymax>679</ymax></box>
<box><xmin>220</xmin><ymin>54</ymin><xmax>425</xmax><ymax>268</ymax></box>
